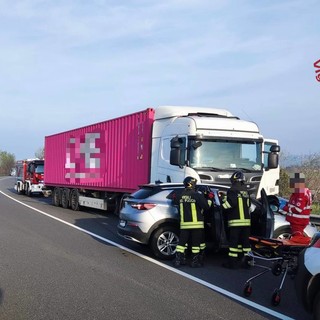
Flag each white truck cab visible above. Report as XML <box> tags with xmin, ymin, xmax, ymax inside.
<box><xmin>150</xmin><ymin>106</ymin><xmax>280</xmax><ymax>197</ymax></box>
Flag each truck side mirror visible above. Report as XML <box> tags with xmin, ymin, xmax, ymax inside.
<box><xmin>270</xmin><ymin>145</ymin><xmax>280</xmax><ymax>153</ymax></box>
<box><xmin>170</xmin><ymin>136</ymin><xmax>184</xmax><ymax>167</ymax></box>
<box><xmin>192</xmin><ymin>141</ymin><xmax>202</xmax><ymax>149</ymax></box>
<box><xmin>170</xmin><ymin>136</ymin><xmax>182</xmax><ymax>148</ymax></box>
<box><xmin>267</xmin><ymin>145</ymin><xmax>280</xmax><ymax>169</ymax></box>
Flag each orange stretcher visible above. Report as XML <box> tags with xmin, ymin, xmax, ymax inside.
<box><xmin>242</xmin><ymin>235</ymin><xmax>310</xmax><ymax>306</ymax></box>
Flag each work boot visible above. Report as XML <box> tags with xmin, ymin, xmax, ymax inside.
<box><xmin>198</xmin><ymin>250</ymin><xmax>205</xmax><ymax>267</ymax></box>
<box><xmin>190</xmin><ymin>254</ymin><xmax>202</xmax><ymax>268</ymax></box>
<box><xmin>240</xmin><ymin>255</ymin><xmax>251</xmax><ymax>269</ymax></box>
<box><xmin>173</xmin><ymin>252</ymin><xmax>186</xmax><ymax>268</ymax></box>
<box><xmin>222</xmin><ymin>258</ymin><xmax>239</xmax><ymax>269</ymax></box>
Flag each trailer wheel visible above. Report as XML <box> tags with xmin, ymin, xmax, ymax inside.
<box><xmin>70</xmin><ymin>189</ymin><xmax>80</xmax><ymax>211</ymax></box>
<box><xmin>52</xmin><ymin>188</ymin><xmax>61</xmax><ymax>207</ymax></box>
<box><xmin>114</xmin><ymin>193</ymin><xmax>130</xmax><ymax>216</ymax></box>
<box><xmin>61</xmin><ymin>188</ymin><xmax>70</xmax><ymax>209</ymax></box>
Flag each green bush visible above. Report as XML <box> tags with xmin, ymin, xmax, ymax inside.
<box><xmin>312</xmin><ymin>202</ymin><xmax>320</xmax><ymax>215</ymax></box>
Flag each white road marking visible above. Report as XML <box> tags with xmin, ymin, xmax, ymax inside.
<box><xmin>0</xmin><ymin>190</ymin><xmax>294</xmax><ymax>320</ymax></box>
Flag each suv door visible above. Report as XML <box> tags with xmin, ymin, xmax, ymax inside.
<box><xmin>250</xmin><ymin>188</ymin><xmax>275</xmax><ymax>238</ymax></box>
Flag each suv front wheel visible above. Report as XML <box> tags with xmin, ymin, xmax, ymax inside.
<box><xmin>150</xmin><ymin>226</ymin><xmax>179</xmax><ymax>260</ymax></box>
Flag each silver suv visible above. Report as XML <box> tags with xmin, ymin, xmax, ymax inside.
<box><xmin>117</xmin><ymin>183</ymin><xmax>317</xmax><ymax>260</ymax></box>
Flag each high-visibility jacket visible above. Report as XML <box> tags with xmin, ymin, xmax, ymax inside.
<box><xmin>222</xmin><ymin>183</ymin><xmax>251</xmax><ymax>227</ymax></box>
<box><xmin>174</xmin><ymin>189</ymin><xmax>211</xmax><ymax>229</ymax></box>
<box><xmin>284</xmin><ymin>188</ymin><xmax>312</xmax><ymax>226</ymax></box>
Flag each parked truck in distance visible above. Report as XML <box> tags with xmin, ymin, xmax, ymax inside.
<box><xmin>14</xmin><ymin>159</ymin><xmax>45</xmax><ymax>196</ymax></box>
<box><xmin>43</xmin><ymin>106</ymin><xmax>280</xmax><ymax>213</ymax></box>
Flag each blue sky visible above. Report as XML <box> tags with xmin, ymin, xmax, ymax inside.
<box><xmin>1</xmin><ymin>0</ymin><xmax>319</xmax><ymax>160</ymax></box>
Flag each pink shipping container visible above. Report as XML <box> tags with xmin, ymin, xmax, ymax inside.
<box><xmin>44</xmin><ymin>108</ymin><xmax>155</xmax><ymax>194</ymax></box>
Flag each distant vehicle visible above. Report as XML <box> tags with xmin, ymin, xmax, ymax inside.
<box><xmin>117</xmin><ymin>183</ymin><xmax>309</xmax><ymax>260</ymax></box>
<box><xmin>10</xmin><ymin>168</ymin><xmax>16</xmax><ymax>176</ymax></box>
<box><xmin>295</xmin><ymin>232</ymin><xmax>320</xmax><ymax>319</ymax></box>
<box><xmin>14</xmin><ymin>159</ymin><xmax>44</xmax><ymax>196</ymax></box>
<box><xmin>42</xmin><ymin>106</ymin><xmax>280</xmax><ymax>214</ymax></box>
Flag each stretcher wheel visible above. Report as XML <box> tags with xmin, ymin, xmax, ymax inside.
<box><xmin>272</xmin><ymin>263</ymin><xmax>282</xmax><ymax>276</ymax></box>
<box><xmin>243</xmin><ymin>282</ymin><xmax>252</xmax><ymax>297</ymax></box>
<box><xmin>271</xmin><ymin>289</ymin><xmax>281</xmax><ymax>306</ymax></box>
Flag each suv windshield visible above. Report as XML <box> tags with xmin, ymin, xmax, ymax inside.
<box><xmin>189</xmin><ymin>139</ymin><xmax>263</xmax><ymax>171</ymax></box>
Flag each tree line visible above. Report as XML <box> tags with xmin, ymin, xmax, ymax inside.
<box><xmin>0</xmin><ymin>148</ymin><xmax>44</xmax><ymax>176</ymax></box>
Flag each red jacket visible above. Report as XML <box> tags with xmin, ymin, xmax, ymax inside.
<box><xmin>284</xmin><ymin>188</ymin><xmax>312</xmax><ymax>226</ymax></box>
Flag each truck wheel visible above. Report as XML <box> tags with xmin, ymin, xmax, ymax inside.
<box><xmin>26</xmin><ymin>184</ymin><xmax>32</xmax><ymax>197</ymax></box>
<box><xmin>61</xmin><ymin>188</ymin><xmax>70</xmax><ymax>209</ymax></box>
<box><xmin>52</xmin><ymin>188</ymin><xmax>61</xmax><ymax>207</ymax></box>
<box><xmin>16</xmin><ymin>183</ymin><xmax>24</xmax><ymax>194</ymax></box>
<box><xmin>70</xmin><ymin>189</ymin><xmax>80</xmax><ymax>211</ymax></box>
<box><xmin>150</xmin><ymin>226</ymin><xmax>179</xmax><ymax>260</ymax></box>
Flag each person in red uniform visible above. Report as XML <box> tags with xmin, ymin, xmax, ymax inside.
<box><xmin>282</xmin><ymin>173</ymin><xmax>312</xmax><ymax>237</ymax></box>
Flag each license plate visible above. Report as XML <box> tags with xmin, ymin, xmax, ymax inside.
<box><xmin>119</xmin><ymin>220</ymin><xmax>126</xmax><ymax>227</ymax></box>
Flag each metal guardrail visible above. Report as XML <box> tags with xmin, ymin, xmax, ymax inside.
<box><xmin>310</xmin><ymin>214</ymin><xmax>320</xmax><ymax>229</ymax></box>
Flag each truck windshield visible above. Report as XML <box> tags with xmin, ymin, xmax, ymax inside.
<box><xmin>35</xmin><ymin>164</ymin><xmax>44</xmax><ymax>174</ymax></box>
<box><xmin>189</xmin><ymin>139</ymin><xmax>263</xmax><ymax>171</ymax></box>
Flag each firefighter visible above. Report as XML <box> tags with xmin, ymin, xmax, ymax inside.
<box><xmin>282</xmin><ymin>173</ymin><xmax>312</xmax><ymax>237</ymax></box>
<box><xmin>173</xmin><ymin>177</ymin><xmax>212</xmax><ymax>268</ymax></box>
<box><xmin>221</xmin><ymin>171</ymin><xmax>251</xmax><ymax>269</ymax></box>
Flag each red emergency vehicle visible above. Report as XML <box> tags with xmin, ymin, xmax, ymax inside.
<box><xmin>15</xmin><ymin>159</ymin><xmax>44</xmax><ymax>196</ymax></box>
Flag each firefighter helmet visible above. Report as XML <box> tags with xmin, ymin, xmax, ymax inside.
<box><xmin>183</xmin><ymin>176</ymin><xmax>197</xmax><ymax>189</ymax></box>
<box><xmin>230</xmin><ymin>171</ymin><xmax>245</xmax><ymax>184</ymax></box>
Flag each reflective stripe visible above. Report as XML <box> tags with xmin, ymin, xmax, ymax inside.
<box><xmin>228</xmin><ymin>219</ymin><xmax>251</xmax><ymax>227</ymax></box>
<box><xmin>180</xmin><ymin>222</ymin><xmax>204</xmax><ymax>229</ymax></box>
<box><xmin>286</xmin><ymin>212</ymin><xmax>310</xmax><ymax>219</ymax></box>
<box><xmin>288</xmin><ymin>204</ymin><xmax>302</xmax><ymax>213</ymax></box>
<box><xmin>191</xmin><ymin>202</ymin><xmax>197</xmax><ymax>223</ymax></box>
<box><xmin>238</xmin><ymin>196</ymin><xmax>244</xmax><ymax>220</ymax></box>
<box><xmin>192</xmin><ymin>247</ymin><xmax>200</xmax><ymax>254</ymax></box>
<box><xmin>288</xmin><ymin>204</ymin><xmax>311</xmax><ymax>213</ymax></box>
<box><xmin>223</xmin><ymin>201</ymin><xmax>231</xmax><ymax>209</ymax></box>
<box><xmin>229</xmin><ymin>252</ymin><xmax>238</xmax><ymax>258</ymax></box>
<box><xmin>176</xmin><ymin>245</ymin><xmax>186</xmax><ymax>253</ymax></box>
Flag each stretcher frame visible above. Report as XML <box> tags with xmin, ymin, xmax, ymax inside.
<box><xmin>242</xmin><ymin>236</ymin><xmax>309</xmax><ymax>306</ymax></box>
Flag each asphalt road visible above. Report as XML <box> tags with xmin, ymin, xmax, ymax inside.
<box><xmin>0</xmin><ymin>177</ymin><xmax>312</xmax><ymax>320</ymax></box>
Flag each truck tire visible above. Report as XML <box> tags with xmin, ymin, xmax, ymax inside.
<box><xmin>16</xmin><ymin>183</ymin><xmax>24</xmax><ymax>194</ymax></box>
<box><xmin>25</xmin><ymin>184</ymin><xmax>32</xmax><ymax>197</ymax></box>
<box><xmin>52</xmin><ymin>188</ymin><xmax>61</xmax><ymax>207</ymax></box>
<box><xmin>61</xmin><ymin>188</ymin><xmax>70</xmax><ymax>209</ymax></box>
<box><xmin>70</xmin><ymin>189</ymin><xmax>80</xmax><ymax>211</ymax></box>
<box><xmin>150</xmin><ymin>226</ymin><xmax>179</xmax><ymax>260</ymax></box>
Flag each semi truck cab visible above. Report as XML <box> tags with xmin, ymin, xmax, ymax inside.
<box><xmin>150</xmin><ymin>106</ymin><xmax>280</xmax><ymax>198</ymax></box>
